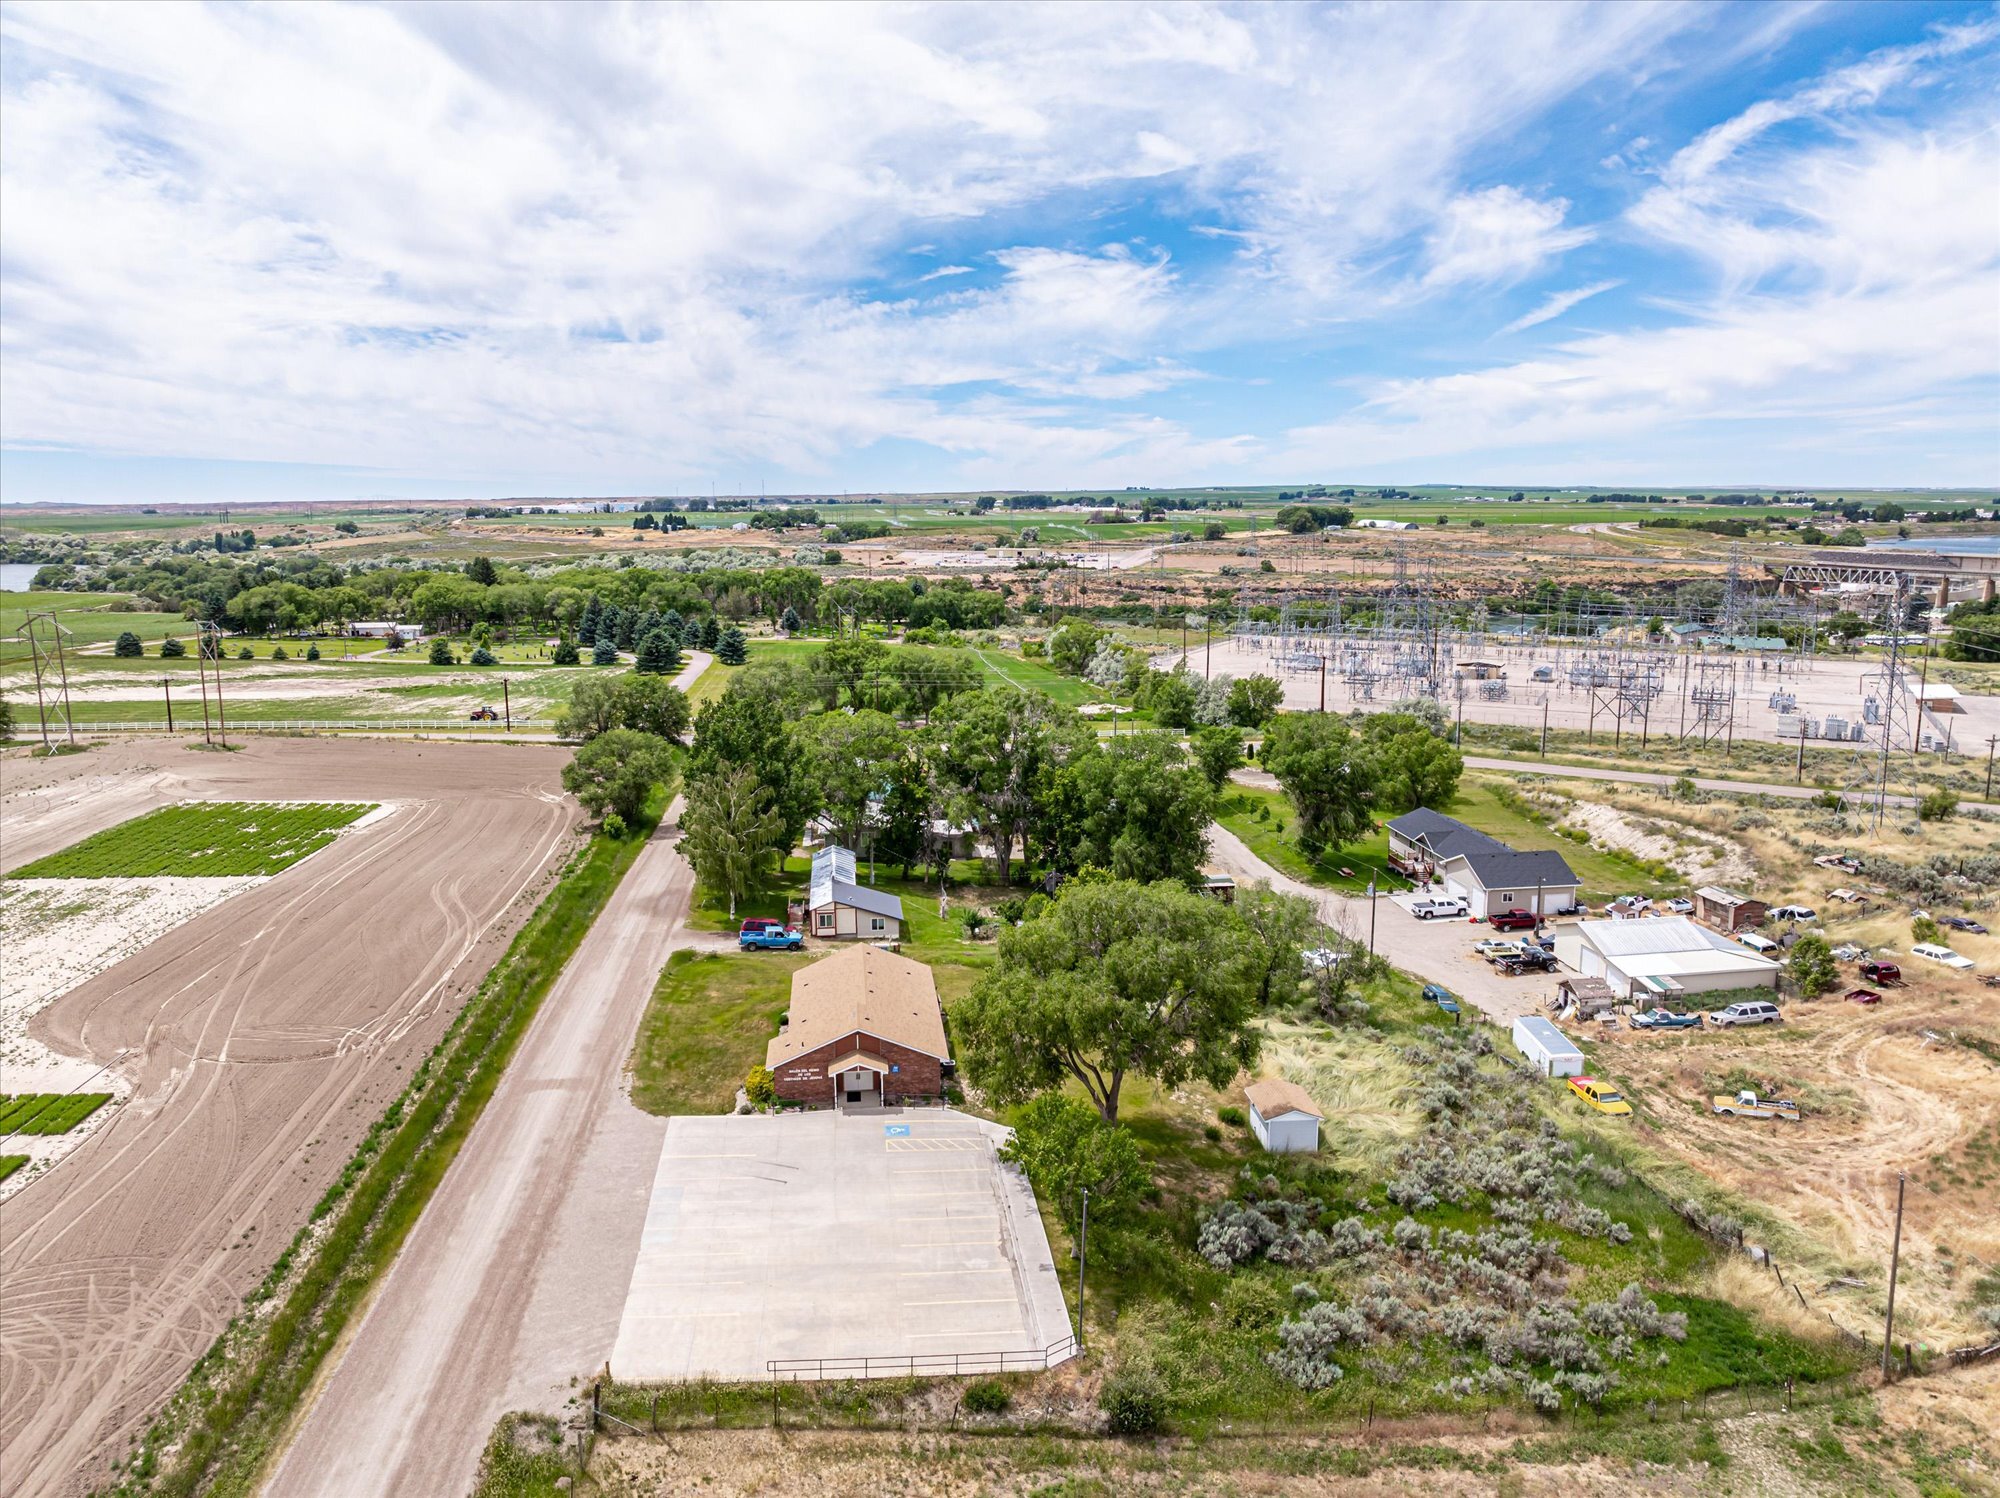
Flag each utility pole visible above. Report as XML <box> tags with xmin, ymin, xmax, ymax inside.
<box><xmin>161</xmin><ymin>677</ymin><xmax>174</xmax><ymax>733</ymax></box>
<box><xmin>1882</xmin><ymin>1171</ymin><xmax>1907</xmax><ymax>1381</ymax></box>
<box><xmin>1985</xmin><ymin>735</ymin><xmax>1997</xmax><ymax>800</ymax></box>
<box><xmin>1076</xmin><ymin>1186</ymin><xmax>1090</xmax><ymax>1351</ymax></box>
<box><xmin>1795</xmin><ymin>717</ymin><xmax>1807</xmax><ymax>784</ymax></box>
<box><xmin>502</xmin><ymin>677</ymin><xmax>512</xmax><ymax>732</ymax></box>
<box><xmin>1319</xmin><ymin>654</ymin><xmax>1327</xmax><ymax>713</ymax></box>
<box><xmin>1541</xmin><ymin>698</ymin><xmax>1549</xmax><ymax>760</ymax></box>
<box><xmin>1368</xmin><ymin>881</ymin><xmax>1378</xmax><ymax>954</ymax></box>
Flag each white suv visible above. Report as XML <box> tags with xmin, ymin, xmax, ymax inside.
<box><xmin>1911</xmin><ymin>942</ymin><xmax>1975</xmax><ymax>970</ymax></box>
<box><xmin>1709</xmin><ymin>1000</ymin><xmax>1784</xmax><ymax>1028</ymax></box>
<box><xmin>1768</xmin><ymin>905</ymin><xmax>1818</xmax><ymax>922</ymax></box>
<box><xmin>1412</xmin><ymin>896</ymin><xmax>1469</xmax><ymax>920</ymax></box>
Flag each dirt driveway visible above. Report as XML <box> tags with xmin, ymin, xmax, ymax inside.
<box><xmin>1203</xmin><ymin>823</ymin><xmax>1560</xmax><ymax>1024</ymax></box>
<box><xmin>0</xmin><ymin>739</ymin><xmax>575</xmax><ymax>1498</ymax></box>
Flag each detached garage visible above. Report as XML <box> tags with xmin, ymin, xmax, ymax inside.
<box><xmin>1512</xmin><ymin>1015</ymin><xmax>1584</xmax><ymax>1078</ymax></box>
<box><xmin>1575</xmin><ymin>916</ymin><xmax>1781</xmax><ymax>1001</ymax></box>
<box><xmin>1244</xmin><ymin>1079</ymin><xmax>1323</xmax><ymax>1154</ymax></box>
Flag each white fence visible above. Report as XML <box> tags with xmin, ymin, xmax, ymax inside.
<box><xmin>38</xmin><ymin>718</ymin><xmax>552</xmax><ymax>735</ymax></box>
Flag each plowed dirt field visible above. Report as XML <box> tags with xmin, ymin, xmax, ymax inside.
<box><xmin>0</xmin><ymin>738</ymin><xmax>575</xmax><ymax>1498</ymax></box>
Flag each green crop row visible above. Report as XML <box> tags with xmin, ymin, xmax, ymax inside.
<box><xmin>10</xmin><ymin>801</ymin><xmax>374</xmax><ymax>879</ymax></box>
<box><xmin>0</xmin><ymin>1155</ymin><xmax>29</xmax><ymax>1183</ymax></box>
<box><xmin>0</xmin><ymin>1093</ymin><xmax>113</xmax><ymax>1135</ymax></box>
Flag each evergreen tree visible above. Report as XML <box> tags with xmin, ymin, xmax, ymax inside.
<box><xmin>681</xmin><ymin>615</ymin><xmax>702</xmax><ymax>646</ymax></box>
<box><xmin>466</xmin><ymin>555</ymin><xmax>498</xmax><ymax>585</ymax></box>
<box><xmin>592</xmin><ymin>637</ymin><xmax>620</xmax><ymax>666</ymax></box>
<box><xmin>661</xmin><ymin>609</ymin><xmax>684</xmax><ymax>639</ymax></box>
<box><xmin>613</xmin><ymin>606</ymin><xmax>639</xmax><ymax>651</ymax></box>
<box><xmin>552</xmin><ymin>636</ymin><xmax>580</xmax><ymax>666</ymax></box>
<box><xmin>699</xmin><ymin>616</ymin><xmax>721</xmax><ymax>651</ymax></box>
<box><xmin>579</xmin><ymin>594</ymin><xmax>604</xmax><ymax>645</ymax></box>
<box><xmin>470</xmin><ymin>644</ymin><xmax>498</xmax><ymax>666</ymax></box>
<box><xmin>780</xmin><ymin>605</ymin><xmax>803</xmax><ymax>635</ymax></box>
<box><xmin>305</xmin><ymin>643</ymin><xmax>321</xmax><ymax>661</ymax></box>
<box><xmin>113</xmin><ymin>631</ymin><xmax>143</xmax><ymax>658</ymax></box>
<box><xmin>160</xmin><ymin>637</ymin><xmax>187</xmax><ymax>658</ymax></box>
<box><xmin>635</xmin><ymin>628</ymin><xmax>682</xmax><ymax>676</ymax></box>
<box><xmin>716</xmin><ymin>626</ymin><xmax>748</xmax><ymax>665</ymax></box>
<box><xmin>429</xmin><ymin>638</ymin><xmax>455</xmax><ymax>665</ymax></box>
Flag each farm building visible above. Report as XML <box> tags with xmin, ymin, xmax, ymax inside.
<box><xmin>1511</xmin><ymin>1016</ymin><xmax>1584</xmax><ymax>1077</ymax></box>
<box><xmin>1573</xmin><ymin>916</ymin><xmax>1781</xmax><ymax>1001</ymax></box>
<box><xmin>1385</xmin><ymin>808</ymin><xmax>1578</xmax><ymax>918</ymax></box>
<box><xmin>804</xmin><ymin>845</ymin><xmax>904</xmax><ymax>941</ymax></box>
<box><xmin>765</xmin><ymin>945</ymin><xmax>949</xmax><ymax>1107</ymax></box>
<box><xmin>1243</xmin><ymin>1079</ymin><xmax>1323</xmax><ymax>1154</ymax></box>
<box><xmin>346</xmin><ymin>620</ymin><xmax>424</xmax><ymax>642</ymax></box>
<box><xmin>1554</xmin><ymin>976</ymin><xmax>1618</xmax><ymax>1019</ymax></box>
<box><xmin>1693</xmin><ymin>886</ymin><xmax>1766</xmax><ymax>933</ymax></box>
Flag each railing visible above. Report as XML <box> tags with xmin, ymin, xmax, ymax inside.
<box><xmin>766</xmin><ymin>1335</ymin><xmax>1079</xmax><ymax>1383</ymax></box>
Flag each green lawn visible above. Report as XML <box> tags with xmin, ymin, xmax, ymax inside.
<box><xmin>12</xmin><ymin>801</ymin><xmax>374</xmax><ymax>878</ymax></box>
<box><xmin>1216</xmin><ymin>785</ymin><xmax>1400</xmax><ymax>893</ymax></box>
<box><xmin>628</xmin><ymin>949</ymin><xmax>806</xmax><ymax>1116</ymax></box>
<box><xmin>0</xmin><ymin>1093</ymin><xmax>113</xmax><ymax>1134</ymax></box>
<box><xmin>0</xmin><ymin>1155</ymin><xmax>27</xmax><ymax>1183</ymax></box>
<box><xmin>0</xmin><ymin>592</ymin><xmax>195</xmax><ymax>664</ymax></box>
<box><xmin>1219</xmin><ymin>771</ymin><xmax>1675</xmax><ymax>903</ymax></box>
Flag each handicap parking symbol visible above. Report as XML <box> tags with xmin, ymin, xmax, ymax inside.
<box><xmin>883</xmin><ymin>1124</ymin><xmax>910</xmax><ymax>1137</ymax></box>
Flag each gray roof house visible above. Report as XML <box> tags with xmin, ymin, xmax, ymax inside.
<box><xmin>806</xmin><ymin>846</ymin><xmax>905</xmax><ymax>940</ymax></box>
<box><xmin>1386</xmin><ymin>808</ymin><xmax>1578</xmax><ymax>918</ymax></box>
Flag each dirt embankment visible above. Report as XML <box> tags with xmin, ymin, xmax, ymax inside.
<box><xmin>0</xmin><ymin>738</ymin><xmax>577</xmax><ymax>1498</ymax></box>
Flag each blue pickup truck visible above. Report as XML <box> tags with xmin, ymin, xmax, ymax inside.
<box><xmin>739</xmin><ymin>926</ymin><xmax>805</xmax><ymax>951</ymax></box>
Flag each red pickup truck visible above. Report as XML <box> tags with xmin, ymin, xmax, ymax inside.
<box><xmin>1488</xmin><ymin>909</ymin><xmax>1539</xmax><ymax>932</ymax></box>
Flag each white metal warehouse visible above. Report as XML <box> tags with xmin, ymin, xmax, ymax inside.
<box><xmin>1573</xmin><ymin>916</ymin><xmax>1781</xmax><ymax>1001</ymax></box>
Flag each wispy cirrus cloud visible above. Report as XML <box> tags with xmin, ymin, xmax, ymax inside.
<box><xmin>1495</xmin><ymin>281</ymin><xmax>1622</xmax><ymax>337</ymax></box>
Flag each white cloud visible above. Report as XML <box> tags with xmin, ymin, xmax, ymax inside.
<box><xmin>1422</xmin><ymin>188</ymin><xmax>1593</xmax><ymax>290</ymax></box>
<box><xmin>1496</xmin><ymin>281</ymin><xmax>1622</xmax><ymax>337</ymax></box>
<box><xmin>0</xmin><ymin>3</ymin><xmax>1989</xmax><ymax>491</ymax></box>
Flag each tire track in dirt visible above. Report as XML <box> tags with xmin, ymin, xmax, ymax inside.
<box><xmin>0</xmin><ymin>739</ymin><xmax>576</xmax><ymax>1498</ymax></box>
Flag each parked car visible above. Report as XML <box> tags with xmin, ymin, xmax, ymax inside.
<box><xmin>1737</xmin><ymin>932</ymin><xmax>1780</xmax><ymax>954</ymax></box>
<box><xmin>1829</xmin><ymin>889</ymin><xmax>1869</xmax><ymax>905</ymax></box>
<box><xmin>1610</xmin><ymin>895</ymin><xmax>1653</xmax><ymax>915</ymax></box>
<box><xmin>1488</xmin><ymin>909</ymin><xmax>1538</xmax><ymax>932</ymax></box>
<box><xmin>739</xmin><ymin>917</ymin><xmax>785</xmax><ymax>935</ymax></box>
<box><xmin>1941</xmin><ymin>916</ymin><xmax>1990</xmax><ymax>935</ymax></box>
<box><xmin>1499</xmin><ymin>949</ymin><xmax>1559</xmax><ymax>975</ymax></box>
<box><xmin>1474</xmin><ymin>938</ymin><xmax>1525</xmax><ymax>958</ymax></box>
<box><xmin>1845</xmin><ymin>988</ymin><xmax>1883</xmax><ymax>1005</ymax></box>
<box><xmin>1420</xmin><ymin>983</ymin><xmax>1461</xmax><ymax>1014</ymax></box>
<box><xmin>1663</xmin><ymin>897</ymin><xmax>1695</xmax><ymax>915</ymax></box>
<box><xmin>1830</xmin><ymin>943</ymin><xmax>1866</xmax><ymax>961</ymax></box>
<box><xmin>739</xmin><ymin>926</ymin><xmax>805</xmax><ymax>951</ymax></box>
<box><xmin>1768</xmin><ymin>905</ymin><xmax>1818</xmax><ymax>922</ymax></box>
<box><xmin>1412</xmin><ymin>897</ymin><xmax>1469</xmax><ymax>920</ymax></box>
<box><xmin>1912</xmin><ymin>942</ymin><xmax>1975</xmax><ymax>971</ymax></box>
<box><xmin>1631</xmin><ymin>1008</ymin><xmax>1703</xmax><ymax>1030</ymax></box>
<box><xmin>1302</xmin><ymin>947</ymin><xmax>1346</xmax><ymax>972</ymax></box>
<box><xmin>1709</xmin><ymin>1000</ymin><xmax>1784</xmax><ymax>1028</ymax></box>
<box><xmin>1860</xmin><ymin>960</ymin><xmax>1902</xmax><ymax>985</ymax></box>
<box><xmin>1567</xmin><ymin>1077</ymin><xmax>1633</xmax><ymax>1116</ymax></box>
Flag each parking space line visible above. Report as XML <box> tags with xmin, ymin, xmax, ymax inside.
<box><xmin>906</xmin><ymin>1297</ymin><xmax>1020</xmax><ymax>1307</ymax></box>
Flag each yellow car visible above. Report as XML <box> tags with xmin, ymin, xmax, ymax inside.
<box><xmin>1567</xmin><ymin>1076</ymin><xmax>1633</xmax><ymax>1116</ymax></box>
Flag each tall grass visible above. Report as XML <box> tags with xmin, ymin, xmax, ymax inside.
<box><xmin>110</xmin><ymin>793</ymin><xmax>664</xmax><ymax>1498</ymax></box>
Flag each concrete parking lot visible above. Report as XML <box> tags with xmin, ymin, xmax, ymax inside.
<box><xmin>609</xmin><ymin>1108</ymin><xmax>1073</xmax><ymax>1381</ymax></box>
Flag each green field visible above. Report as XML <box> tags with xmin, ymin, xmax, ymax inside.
<box><xmin>12</xmin><ymin>801</ymin><xmax>375</xmax><ymax>878</ymax></box>
<box><xmin>0</xmin><ymin>1093</ymin><xmax>113</xmax><ymax>1135</ymax></box>
<box><xmin>0</xmin><ymin>1155</ymin><xmax>26</xmax><ymax>1182</ymax></box>
<box><xmin>1</xmin><ymin>591</ymin><xmax>195</xmax><ymax>664</ymax></box>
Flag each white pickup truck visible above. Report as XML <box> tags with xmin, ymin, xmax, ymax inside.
<box><xmin>1712</xmin><ymin>1090</ymin><xmax>1802</xmax><ymax>1121</ymax></box>
<box><xmin>1412</xmin><ymin>896</ymin><xmax>1469</xmax><ymax>920</ymax></box>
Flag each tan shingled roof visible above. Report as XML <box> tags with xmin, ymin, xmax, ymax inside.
<box><xmin>767</xmin><ymin>945</ymin><xmax>949</xmax><ymax>1068</ymax></box>
<box><xmin>1244</xmin><ymin>1078</ymin><xmax>1324</xmax><ymax>1121</ymax></box>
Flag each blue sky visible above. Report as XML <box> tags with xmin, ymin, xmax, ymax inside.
<box><xmin>1</xmin><ymin>1</ymin><xmax>1995</xmax><ymax>503</ymax></box>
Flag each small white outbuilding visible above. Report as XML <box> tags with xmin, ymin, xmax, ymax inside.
<box><xmin>1511</xmin><ymin>1015</ymin><xmax>1585</xmax><ymax>1078</ymax></box>
<box><xmin>1244</xmin><ymin>1078</ymin><xmax>1324</xmax><ymax>1154</ymax></box>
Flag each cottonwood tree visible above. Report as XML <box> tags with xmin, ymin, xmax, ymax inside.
<box><xmin>688</xmin><ymin>676</ymin><xmax>817</xmax><ymax>848</ymax></box>
<box><xmin>681</xmin><ymin>766</ymin><xmax>788</xmax><ymax>917</ymax></box>
<box><xmin>1190</xmin><ymin>725</ymin><xmax>1244</xmax><ymax>790</ymax></box>
<box><xmin>1261</xmin><ymin>713</ymin><xmax>1372</xmax><ymax>852</ymax></box>
<box><xmin>1363</xmin><ymin>712</ymin><xmax>1464</xmax><ymax>812</ymax></box>
<box><xmin>1227</xmin><ymin>674</ymin><xmax>1284</xmax><ymax>727</ymax></box>
<box><xmin>931</xmin><ymin>688</ymin><xmax>1092</xmax><ymax>886</ymax></box>
<box><xmin>803</xmin><ymin>709</ymin><xmax>903</xmax><ymax>853</ymax></box>
<box><xmin>953</xmin><ymin>878</ymin><xmax>1261</xmax><ymax>1121</ymax></box>
<box><xmin>1233</xmin><ymin>883</ymin><xmax>1322</xmax><ymax>1007</ymax></box>
<box><xmin>1787</xmin><ymin>933</ymin><xmax>1839</xmax><ymax>997</ymax></box>
<box><xmin>562</xmin><ymin>728</ymin><xmax>677</xmax><ymax>825</ymax></box>
<box><xmin>1049</xmin><ymin>731</ymin><xmax>1213</xmax><ymax>886</ymax></box>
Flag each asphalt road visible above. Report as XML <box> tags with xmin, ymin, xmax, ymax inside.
<box><xmin>260</xmin><ymin>805</ymin><xmax>700</xmax><ymax>1498</ymax></box>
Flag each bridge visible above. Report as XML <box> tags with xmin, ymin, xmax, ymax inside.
<box><xmin>1772</xmin><ymin>547</ymin><xmax>2000</xmax><ymax>604</ymax></box>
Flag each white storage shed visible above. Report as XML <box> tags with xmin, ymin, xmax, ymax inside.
<box><xmin>1512</xmin><ymin>1015</ymin><xmax>1585</xmax><ymax>1078</ymax></box>
<box><xmin>1244</xmin><ymin>1079</ymin><xmax>1324</xmax><ymax>1154</ymax></box>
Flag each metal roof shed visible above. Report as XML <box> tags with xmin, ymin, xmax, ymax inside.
<box><xmin>1512</xmin><ymin>1015</ymin><xmax>1585</xmax><ymax>1077</ymax></box>
<box><xmin>1244</xmin><ymin>1079</ymin><xmax>1323</xmax><ymax>1154</ymax></box>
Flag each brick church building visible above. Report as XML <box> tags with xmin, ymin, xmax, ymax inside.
<box><xmin>765</xmin><ymin>945</ymin><xmax>951</xmax><ymax>1107</ymax></box>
